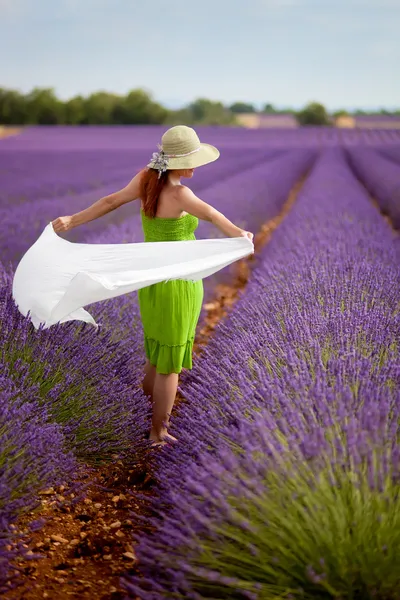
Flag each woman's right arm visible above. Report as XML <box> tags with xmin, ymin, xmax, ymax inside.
<box><xmin>52</xmin><ymin>169</ymin><xmax>144</xmax><ymax>233</ymax></box>
<box><xmin>177</xmin><ymin>186</ymin><xmax>254</xmax><ymax>241</ymax></box>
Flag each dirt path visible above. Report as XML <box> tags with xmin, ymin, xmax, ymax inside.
<box><xmin>3</xmin><ymin>174</ymin><xmax>308</xmax><ymax>600</ymax></box>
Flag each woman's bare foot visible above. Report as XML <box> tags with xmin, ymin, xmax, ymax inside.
<box><xmin>150</xmin><ymin>439</ymin><xmax>167</xmax><ymax>448</ymax></box>
<box><xmin>162</xmin><ymin>432</ymin><xmax>177</xmax><ymax>443</ymax></box>
<box><xmin>148</xmin><ymin>428</ymin><xmax>178</xmax><ymax>446</ymax></box>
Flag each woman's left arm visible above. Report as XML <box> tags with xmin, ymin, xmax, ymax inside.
<box><xmin>52</xmin><ymin>169</ymin><xmax>144</xmax><ymax>232</ymax></box>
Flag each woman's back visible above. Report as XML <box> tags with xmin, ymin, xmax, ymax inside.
<box><xmin>140</xmin><ymin>179</ymin><xmax>199</xmax><ymax>242</ymax></box>
<box><xmin>140</xmin><ymin>210</ymin><xmax>199</xmax><ymax>243</ymax></box>
<box><xmin>141</xmin><ymin>179</ymin><xmax>188</xmax><ymax>217</ymax></box>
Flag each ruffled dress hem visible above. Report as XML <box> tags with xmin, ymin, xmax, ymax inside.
<box><xmin>144</xmin><ymin>335</ymin><xmax>194</xmax><ymax>374</ymax></box>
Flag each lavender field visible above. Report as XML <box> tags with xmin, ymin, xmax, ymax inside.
<box><xmin>1</xmin><ymin>126</ymin><xmax>400</xmax><ymax>599</ymax></box>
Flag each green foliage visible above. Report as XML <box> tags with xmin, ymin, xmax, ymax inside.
<box><xmin>64</xmin><ymin>95</ymin><xmax>86</xmax><ymax>125</ymax></box>
<box><xmin>165</xmin><ymin>98</ymin><xmax>237</xmax><ymax>126</ymax></box>
<box><xmin>187</xmin><ymin>458</ymin><xmax>400</xmax><ymax>599</ymax></box>
<box><xmin>0</xmin><ymin>88</ymin><xmax>28</xmax><ymax>124</ymax></box>
<box><xmin>186</xmin><ymin>98</ymin><xmax>237</xmax><ymax>125</ymax></box>
<box><xmin>0</xmin><ymin>87</ymin><xmax>237</xmax><ymax>126</ymax></box>
<box><xmin>1</xmin><ymin>86</ymin><xmax>399</xmax><ymax>126</ymax></box>
<box><xmin>261</xmin><ymin>104</ymin><xmax>297</xmax><ymax>115</ymax></box>
<box><xmin>262</xmin><ymin>103</ymin><xmax>276</xmax><ymax>113</ymax></box>
<box><xmin>82</xmin><ymin>91</ymin><xmax>121</xmax><ymax>125</ymax></box>
<box><xmin>230</xmin><ymin>102</ymin><xmax>256</xmax><ymax>113</ymax></box>
<box><xmin>24</xmin><ymin>88</ymin><xmax>65</xmax><ymax>125</ymax></box>
<box><xmin>296</xmin><ymin>102</ymin><xmax>331</xmax><ymax>126</ymax></box>
<box><xmin>112</xmin><ymin>89</ymin><xmax>168</xmax><ymax>124</ymax></box>
<box><xmin>165</xmin><ymin>107</ymin><xmax>196</xmax><ymax>125</ymax></box>
<box><xmin>332</xmin><ymin>109</ymin><xmax>349</xmax><ymax>118</ymax></box>
<box><xmin>0</xmin><ymin>87</ymin><xmax>168</xmax><ymax>126</ymax></box>
<box><xmin>0</xmin><ymin>315</ymin><xmax>147</xmax><ymax>463</ymax></box>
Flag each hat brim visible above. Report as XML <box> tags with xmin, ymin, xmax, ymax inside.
<box><xmin>147</xmin><ymin>143</ymin><xmax>220</xmax><ymax>171</ymax></box>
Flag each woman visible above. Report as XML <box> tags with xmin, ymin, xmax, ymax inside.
<box><xmin>52</xmin><ymin>125</ymin><xmax>254</xmax><ymax>446</ymax></box>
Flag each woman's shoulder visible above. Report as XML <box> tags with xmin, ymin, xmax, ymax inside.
<box><xmin>174</xmin><ymin>184</ymin><xmax>193</xmax><ymax>200</ymax></box>
<box><xmin>160</xmin><ymin>184</ymin><xmax>192</xmax><ymax>207</ymax></box>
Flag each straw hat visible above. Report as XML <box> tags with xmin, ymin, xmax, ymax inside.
<box><xmin>147</xmin><ymin>125</ymin><xmax>220</xmax><ymax>175</ymax></box>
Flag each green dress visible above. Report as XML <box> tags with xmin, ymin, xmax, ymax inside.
<box><xmin>138</xmin><ymin>210</ymin><xmax>204</xmax><ymax>375</ymax></box>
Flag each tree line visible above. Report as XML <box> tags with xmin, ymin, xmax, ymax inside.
<box><xmin>1</xmin><ymin>87</ymin><xmax>399</xmax><ymax>127</ymax></box>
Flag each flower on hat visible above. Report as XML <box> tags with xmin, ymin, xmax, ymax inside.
<box><xmin>150</xmin><ymin>144</ymin><xmax>169</xmax><ymax>178</ymax></box>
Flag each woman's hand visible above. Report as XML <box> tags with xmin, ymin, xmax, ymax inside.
<box><xmin>52</xmin><ymin>216</ymin><xmax>74</xmax><ymax>233</ymax></box>
<box><xmin>240</xmin><ymin>230</ymin><xmax>254</xmax><ymax>242</ymax></box>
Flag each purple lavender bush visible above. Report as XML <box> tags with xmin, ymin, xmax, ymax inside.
<box><xmin>196</xmin><ymin>149</ymin><xmax>316</xmax><ymax>239</ymax></box>
<box><xmin>0</xmin><ymin>180</ymin><xmax>139</xmax><ymax>267</ymax></box>
<box><xmin>193</xmin><ymin>148</ymin><xmax>316</xmax><ymax>303</ymax></box>
<box><xmin>378</xmin><ymin>145</ymin><xmax>400</xmax><ymax>166</ymax></box>
<box><xmin>0</xmin><ymin>148</ymin><xmax>146</xmax><ymax>207</ymax></box>
<box><xmin>122</xmin><ymin>148</ymin><xmax>400</xmax><ymax>599</ymax></box>
<box><xmin>346</xmin><ymin>147</ymin><xmax>400</xmax><ymax>228</ymax></box>
<box><xmin>0</xmin><ymin>272</ymin><xmax>150</xmax><ymax>463</ymax></box>
<box><xmin>0</xmin><ymin>365</ymin><xmax>76</xmax><ymax>593</ymax></box>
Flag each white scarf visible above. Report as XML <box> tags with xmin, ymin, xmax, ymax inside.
<box><xmin>12</xmin><ymin>223</ymin><xmax>253</xmax><ymax>329</ymax></box>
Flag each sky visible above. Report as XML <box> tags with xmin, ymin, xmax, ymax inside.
<box><xmin>1</xmin><ymin>0</ymin><xmax>399</xmax><ymax>111</ymax></box>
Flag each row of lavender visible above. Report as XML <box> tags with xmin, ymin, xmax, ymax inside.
<box><xmin>347</xmin><ymin>147</ymin><xmax>400</xmax><ymax>228</ymax></box>
<box><xmin>0</xmin><ymin>125</ymin><xmax>285</xmax><ymax>207</ymax></box>
<box><xmin>3</xmin><ymin>125</ymin><xmax>400</xmax><ymax>153</ymax></box>
<box><xmin>0</xmin><ymin>145</ymin><xmax>284</xmax><ymax>265</ymax></box>
<box><xmin>0</xmin><ymin>260</ymin><xmax>152</xmax><ymax>591</ymax></box>
<box><xmin>1</xmin><ymin>125</ymin><xmax>399</xmax><ymax>210</ymax></box>
<box><xmin>0</xmin><ymin>147</ymin><xmax>314</xmax><ymax>590</ymax></box>
<box><xmin>124</xmin><ymin>149</ymin><xmax>400</xmax><ymax>599</ymax></box>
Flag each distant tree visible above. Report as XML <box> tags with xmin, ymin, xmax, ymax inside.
<box><xmin>64</xmin><ymin>95</ymin><xmax>86</xmax><ymax>125</ymax></box>
<box><xmin>165</xmin><ymin>107</ymin><xmax>195</xmax><ymax>125</ymax></box>
<box><xmin>262</xmin><ymin>104</ymin><xmax>298</xmax><ymax>115</ymax></box>
<box><xmin>262</xmin><ymin>103</ymin><xmax>276</xmax><ymax>113</ymax></box>
<box><xmin>112</xmin><ymin>89</ymin><xmax>168</xmax><ymax>124</ymax></box>
<box><xmin>186</xmin><ymin>98</ymin><xmax>236</xmax><ymax>125</ymax></box>
<box><xmin>25</xmin><ymin>87</ymin><xmax>65</xmax><ymax>125</ymax></box>
<box><xmin>82</xmin><ymin>91</ymin><xmax>121</xmax><ymax>125</ymax></box>
<box><xmin>0</xmin><ymin>88</ymin><xmax>27</xmax><ymax>124</ymax></box>
<box><xmin>229</xmin><ymin>102</ymin><xmax>256</xmax><ymax>113</ymax></box>
<box><xmin>332</xmin><ymin>109</ymin><xmax>349</xmax><ymax>118</ymax></box>
<box><xmin>5</xmin><ymin>86</ymin><xmax>397</xmax><ymax>127</ymax></box>
<box><xmin>296</xmin><ymin>102</ymin><xmax>331</xmax><ymax>126</ymax></box>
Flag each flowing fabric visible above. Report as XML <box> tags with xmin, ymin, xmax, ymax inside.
<box><xmin>12</xmin><ymin>223</ymin><xmax>254</xmax><ymax>330</ymax></box>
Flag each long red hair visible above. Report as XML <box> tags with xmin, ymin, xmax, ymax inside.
<box><xmin>139</xmin><ymin>168</ymin><xmax>169</xmax><ymax>218</ymax></box>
